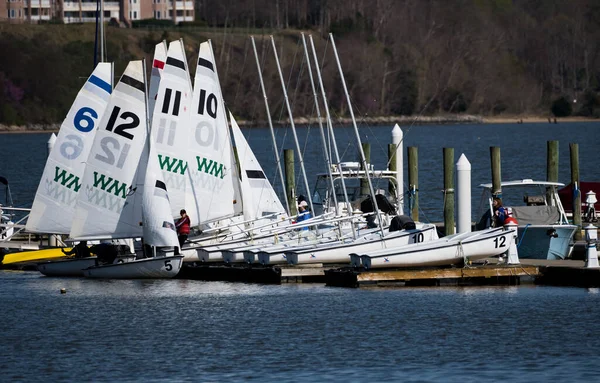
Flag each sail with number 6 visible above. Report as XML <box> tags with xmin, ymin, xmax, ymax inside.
<box><xmin>26</xmin><ymin>63</ymin><xmax>113</xmax><ymax>235</ymax></box>
<box><xmin>70</xmin><ymin>61</ymin><xmax>149</xmax><ymax>240</ymax></box>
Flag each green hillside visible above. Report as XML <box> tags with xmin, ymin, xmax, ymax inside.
<box><xmin>1</xmin><ymin>0</ymin><xmax>600</xmax><ymax>126</ymax></box>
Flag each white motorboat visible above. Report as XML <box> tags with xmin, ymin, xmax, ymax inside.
<box><xmin>477</xmin><ymin>179</ymin><xmax>577</xmax><ymax>260</ymax></box>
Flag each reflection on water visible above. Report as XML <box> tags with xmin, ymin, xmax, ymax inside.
<box><xmin>2</xmin><ymin>270</ymin><xmax>600</xmax><ymax>382</ymax></box>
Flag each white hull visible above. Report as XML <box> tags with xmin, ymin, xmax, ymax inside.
<box><xmin>355</xmin><ymin>228</ymin><xmax>514</xmax><ymax>269</ymax></box>
<box><xmin>287</xmin><ymin>225</ymin><xmax>438</xmax><ymax>265</ymax></box>
<box><xmin>38</xmin><ymin>257</ymin><xmax>98</xmax><ymax>277</ymax></box>
<box><xmin>83</xmin><ymin>255</ymin><xmax>183</xmax><ymax>279</ymax></box>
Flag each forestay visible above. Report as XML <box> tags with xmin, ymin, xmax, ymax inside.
<box><xmin>26</xmin><ymin>63</ymin><xmax>113</xmax><ymax>234</ymax></box>
<box><xmin>187</xmin><ymin>41</ymin><xmax>236</xmax><ymax>222</ymax></box>
<box><xmin>149</xmin><ymin>40</ymin><xmax>198</xmax><ymax>225</ymax></box>
<box><xmin>71</xmin><ymin>61</ymin><xmax>148</xmax><ymax>240</ymax></box>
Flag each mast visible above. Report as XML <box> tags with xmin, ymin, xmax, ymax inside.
<box><xmin>300</xmin><ymin>33</ymin><xmax>338</xmax><ymax>216</ymax></box>
<box><xmin>329</xmin><ymin>33</ymin><xmax>385</xmax><ymax>237</ymax></box>
<box><xmin>250</xmin><ymin>36</ymin><xmax>290</xmax><ymax>216</ymax></box>
<box><xmin>269</xmin><ymin>35</ymin><xmax>314</xmax><ymax>215</ymax></box>
<box><xmin>308</xmin><ymin>35</ymin><xmax>354</xmax><ymax>231</ymax></box>
<box><xmin>100</xmin><ymin>0</ymin><xmax>105</xmax><ymax>62</ymax></box>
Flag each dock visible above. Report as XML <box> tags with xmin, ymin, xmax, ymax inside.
<box><xmin>173</xmin><ymin>256</ymin><xmax>600</xmax><ymax>288</ymax></box>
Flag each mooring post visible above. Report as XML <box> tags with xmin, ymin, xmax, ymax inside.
<box><xmin>505</xmin><ymin>222</ymin><xmax>520</xmax><ymax>264</ymax></box>
<box><xmin>570</xmin><ymin>143</ymin><xmax>582</xmax><ymax>241</ymax></box>
<box><xmin>546</xmin><ymin>140</ymin><xmax>559</xmax><ymax>203</ymax></box>
<box><xmin>47</xmin><ymin>133</ymin><xmax>56</xmax><ymax>157</ymax></box>
<box><xmin>443</xmin><ymin>148</ymin><xmax>455</xmax><ymax>236</ymax></box>
<box><xmin>584</xmin><ymin>224</ymin><xmax>599</xmax><ymax>268</ymax></box>
<box><xmin>391</xmin><ymin>124</ymin><xmax>404</xmax><ymax>215</ymax></box>
<box><xmin>490</xmin><ymin>146</ymin><xmax>502</xmax><ymax>198</ymax></box>
<box><xmin>408</xmin><ymin>146</ymin><xmax>419</xmax><ymax>221</ymax></box>
<box><xmin>360</xmin><ymin>143</ymin><xmax>371</xmax><ymax>197</ymax></box>
<box><xmin>456</xmin><ymin>154</ymin><xmax>471</xmax><ymax>233</ymax></box>
<box><xmin>284</xmin><ymin>149</ymin><xmax>297</xmax><ymax>216</ymax></box>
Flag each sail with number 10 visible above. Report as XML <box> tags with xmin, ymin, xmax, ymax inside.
<box><xmin>187</xmin><ymin>41</ymin><xmax>237</xmax><ymax>223</ymax></box>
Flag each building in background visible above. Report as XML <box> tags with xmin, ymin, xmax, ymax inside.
<box><xmin>1</xmin><ymin>0</ymin><xmax>194</xmax><ymax>24</ymax></box>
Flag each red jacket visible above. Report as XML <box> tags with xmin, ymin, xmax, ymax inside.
<box><xmin>176</xmin><ymin>216</ymin><xmax>190</xmax><ymax>235</ymax></box>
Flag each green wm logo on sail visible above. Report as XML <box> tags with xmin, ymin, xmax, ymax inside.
<box><xmin>196</xmin><ymin>156</ymin><xmax>225</xmax><ymax>179</ymax></box>
<box><xmin>84</xmin><ymin>171</ymin><xmax>128</xmax><ymax>213</ymax></box>
<box><xmin>43</xmin><ymin>166</ymin><xmax>81</xmax><ymax>206</ymax></box>
<box><xmin>53</xmin><ymin>166</ymin><xmax>82</xmax><ymax>192</ymax></box>
<box><xmin>158</xmin><ymin>154</ymin><xmax>188</xmax><ymax>174</ymax></box>
<box><xmin>91</xmin><ymin>172</ymin><xmax>128</xmax><ymax>198</ymax></box>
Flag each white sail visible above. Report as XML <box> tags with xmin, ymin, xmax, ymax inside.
<box><xmin>230</xmin><ymin>112</ymin><xmax>286</xmax><ymax>220</ymax></box>
<box><xmin>187</xmin><ymin>41</ymin><xmax>236</xmax><ymax>223</ymax></box>
<box><xmin>148</xmin><ymin>40</ymin><xmax>168</xmax><ymax>120</ymax></box>
<box><xmin>140</xmin><ymin>137</ymin><xmax>179</xmax><ymax>247</ymax></box>
<box><xmin>26</xmin><ymin>63</ymin><xmax>113</xmax><ymax>234</ymax></box>
<box><xmin>70</xmin><ymin>61</ymin><xmax>148</xmax><ymax>240</ymax></box>
<box><xmin>150</xmin><ymin>40</ymin><xmax>198</xmax><ymax>225</ymax></box>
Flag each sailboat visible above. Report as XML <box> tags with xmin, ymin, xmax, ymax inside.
<box><xmin>69</xmin><ymin>60</ymin><xmax>182</xmax><ymax>279</ymax></box>
<box><xmin>30</xmin><ymin>62</ymin><xmax>114</xmax><ymax>276</ymax></box>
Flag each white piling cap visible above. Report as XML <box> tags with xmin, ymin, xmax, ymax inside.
<box><xmin>456</xmin><ymin>153</ymin><xmax>471</xmax><ymax>170</ymax></box>
<box><xmin>391</xmin><ymin>124</ymin><xmax>403</xmax><ymax>144</ymax></box>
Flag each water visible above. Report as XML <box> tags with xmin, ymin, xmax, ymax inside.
<box><xmin>1</xmin><ymin>122</ymin><xmax>599</xmax><ymax>222</ymax></box>
<box><xmin>2</xmin><ymin>122</ymin><xmax>600</xmax><ymax>381</ymax></box>
<box><xmin>1</xmin><ymin>271</ymin><xmax>600</xmax><ymax>382</ymax></box>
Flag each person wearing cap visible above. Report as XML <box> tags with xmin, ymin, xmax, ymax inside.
<box><xmin>175</xmin><ymin>209</ymin><xmax>191</xmax><ymax>248</ymax></box>
<box><xmin>295</xmin><ymin>200</ymin><xmax>311</xmax><ymax>230</ymax></box>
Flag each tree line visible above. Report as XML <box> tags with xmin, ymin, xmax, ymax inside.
<box><xmin>1</xmin><ymin>0</ymin><xmax>599</xmax><ymax>126</ymax></box>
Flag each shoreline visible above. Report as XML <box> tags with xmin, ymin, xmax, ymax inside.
<box><xmin>1</xmin><ymin>115</ymin><xmax>598</xmax><ymax>134</ymax></box>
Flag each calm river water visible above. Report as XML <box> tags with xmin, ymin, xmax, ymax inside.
<box><xmin>1</xmin><ymin>122</ymin><xmax>600</xmax><ymax>381</ymax></box>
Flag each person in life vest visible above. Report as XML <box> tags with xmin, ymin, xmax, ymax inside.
<box><xmin>493</xmin><ymin>198</ymin><xmax>518</xmax><ymax>226</ymax></box>
<box><xmin>175</xmin><ymin>209</ymin><xmax>191</xmax><ymax>248</ymax></box>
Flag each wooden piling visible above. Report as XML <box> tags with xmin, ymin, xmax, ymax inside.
<box><xmin>547</xmin><ymin>140</ymin><xmax>559</xmax><ymax>203</ymax></box>
<box><xmin>284</xmin><ymin>149</ymin><xmax>297</xmax><ymax>216</ymax></box>
<box><xmin>408</xmin><ymin>146</ymin><xmax>419</xmax><ymax>220</ymax></box>
<box><xmin>490</xmin><ymin>146</ymin><xmax>502</xmax><ymax>197</ymax></box>
<box><xmin>570</xmin><ymin>143</ymin><xmax>582</xmax><ymax>240</ymax></box>
<box><xmin>360</xmin><ymin>143</ymin><xmax>371</xmax><ymax>196</ymax></box>
<box><xmin>443</xmin><ymin>147</ymin><xmax>455</xmax><ymax>236</ymax></box>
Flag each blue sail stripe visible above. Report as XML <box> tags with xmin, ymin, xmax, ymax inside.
<box><xmin>88</xmin><ymin>75</ymin><xmax>112</xmax><ymax>94</ymax></box>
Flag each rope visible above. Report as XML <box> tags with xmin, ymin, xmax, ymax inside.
<box><xmin>517</xmin><ymin>224</ymin><xmax>531</xmax><ymax>248</ymax></box>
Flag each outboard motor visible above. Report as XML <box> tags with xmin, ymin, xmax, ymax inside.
<box><xmin>389</xmin><ymin>215</ymin><xmax>416</xmax><ymax>232</ymax></box>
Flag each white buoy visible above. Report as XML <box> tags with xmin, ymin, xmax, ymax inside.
<box><xmin>505</xmin><ymin>221</ymin><xmax>520</xmax><ymax>265</ymax></box>
<box><xmin>584</xmin><ymin>224</ymin><xmax>599</xmax><ymax>268</ymax></box>
<box><xmin>391</xmin><ymin>124</ymin><xmax>404</xmax><ymax>215</ymax></box>
<box><xmin>47</xmin><ymin>133</ymin><xmax>57</xmax><ymax>157</ymax></box>
<box><xmin>456</xmin><ymin>154</ymin><xmax>471</xmax><ymax>233</ymax></box>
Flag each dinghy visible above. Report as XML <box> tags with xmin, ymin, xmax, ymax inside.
<box><xmin>71</xmin><ymin>60</ymin><xmax>182</xmax><ymax>279</ymax></box>
<box><xmin>352</xmin><ymin>227</ymin><xmax>514</xmax><ymax>269</ymax></box>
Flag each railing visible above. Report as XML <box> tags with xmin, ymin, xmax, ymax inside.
<box><xmin>168</xmin><ymin>1</ymin><xmax>194</xmax><ymax>9</ymax></box>
<box><xmin>63</xmin><ymin>1</ymin><xmax>119</xmax><ymax>11</ymax></box>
